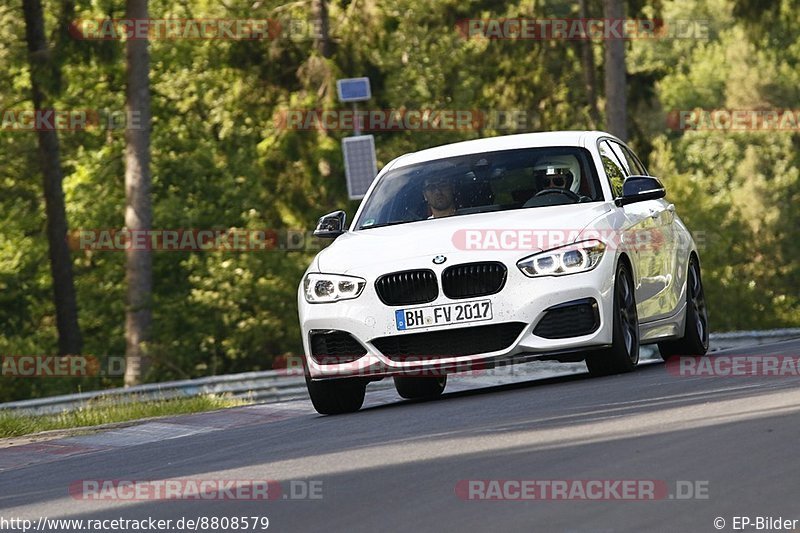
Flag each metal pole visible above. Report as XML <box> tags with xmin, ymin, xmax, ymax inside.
<box><xmin>353</xmin><ymin>102</ymin><xmax>361</xmax><ymax>136</ymax></box>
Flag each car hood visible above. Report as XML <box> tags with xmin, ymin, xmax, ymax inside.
<box><xmin>316</xmin><ymin>203</ymin><xmax>612</xmax><ymax>274</ymax></box>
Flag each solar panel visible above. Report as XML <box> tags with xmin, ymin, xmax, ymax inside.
<box><xmin>336</xmin><ymin>78</ymin><xmax>371</xmax><ymax>102</ymax></box>
<box><xmin>342</xmin><ymin>135</ymin><xmax>377</xmax><ymax>199</ymax></box>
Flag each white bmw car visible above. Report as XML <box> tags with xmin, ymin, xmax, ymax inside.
<box><xmin>298</xmin><ymin>131</ymin><xmax>709</xmax><ymax>414</ymax></box>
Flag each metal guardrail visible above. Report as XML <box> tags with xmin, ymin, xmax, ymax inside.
<box><xmin>708</xmin><ymin>328</ymin><xmax>800</xmax><ymax>341</ymax></box>
<box><xmin>1</xmin><ymin>329</ymin><xmax>798</xmax><ymax>416</ymax></box>
<box><xmin>707</xmin><ymin>328</ymin><xmax>800</xmax><ymax>351</ymax></box>
<box><xmin>0</xmin><ymin>370</ymin><xmax>309</xmax><ymax>416</ymax></box>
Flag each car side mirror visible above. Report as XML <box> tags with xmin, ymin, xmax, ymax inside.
<box><xmin>313</xmin><ymin>210</ymin><xmax>347</xmax><ymax>239</ymax></box>
<box><xmin>615</xmin><ymin>176</ymin><xmax>666</xmax><ymax>206</ymax></box>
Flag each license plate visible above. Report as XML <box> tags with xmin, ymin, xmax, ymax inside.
<box><xmin>395</xmin><ymin>300</ymin><xmax>492</xmax><ymax>331</ymax></box>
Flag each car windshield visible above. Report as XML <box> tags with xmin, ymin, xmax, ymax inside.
<box><xmin>355</xmin><ymin>147</ymin><xmax>603</xmax><ymax>230</ymax></box>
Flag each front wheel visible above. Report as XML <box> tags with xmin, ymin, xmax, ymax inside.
<box><xmin>394</xmin><ymin>376</ymin><xmax>447</xmax><ymax>400</ymax></box>
<box><xmin>305</xmin><ymin>375</ymin><xmax>366</xmax><ymax>415</ymax></box>
<box><xmin>586</xmin><ymin>262</ymin><xmax>640</xmax><ymax>377</ymax></box>
<box><xmin>658</xmin><ymin>257</ymin><xmax>709</xmax><ymax>360</ymax></box>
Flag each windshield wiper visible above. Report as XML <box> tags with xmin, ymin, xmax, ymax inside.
<box><xmin>358</xmin><ymin>220</ymin><xmax>411</xmax><ymax>230</ymax></box>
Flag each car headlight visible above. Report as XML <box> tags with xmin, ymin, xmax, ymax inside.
<box><xmin>304</xmin><ymin>273</ymin><xmax>366</xmax><ymax>303</ymax></box>
<box><xmin>517</xmin><ymin>239</ymin><xmax>606</xmax><ymax>277</ymax></box>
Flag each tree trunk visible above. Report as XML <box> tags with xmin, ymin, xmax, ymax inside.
<box><xmin>603</xmin><ymin>0</ymin><xmax>627</xmax><ymax>140</ymax></box>
<box><xmin>22</xmin><ymin>0</ymin><xmax>83</xmax><ymax>356</ymax></box>
<box><xmin>312</xmin><ymin>0</ymin><xmax>332</xmax><ymax>58</ymax></box>
<box><xmin>124</xmin><ymin>0</ymin><xmax>153</xmax><ymax>386</ymax></box>
<box><xmin>580</xmin><ymin>0</ymin><xmax>601</xmax><ymax>129</ymax></box>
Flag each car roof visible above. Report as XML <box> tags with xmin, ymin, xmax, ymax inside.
<box><xmin>389</xmin><ymin>130</ymin><xmax>620</xmax><ymax>170</ymax></box>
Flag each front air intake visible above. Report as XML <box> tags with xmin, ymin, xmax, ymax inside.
<box><xmin>441</xmin><ymin>262</ymin><xmax>507</xmax><ymax>299</ymax></box>
<box><xmin>375</xmin><ymin>269</ymin><xmax>439</xmax><ymax>306</ymax></box>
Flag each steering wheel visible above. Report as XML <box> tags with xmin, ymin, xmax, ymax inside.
<box><xmin>533</xmin><ymin>188</ymin><xmax>581</xmax><ymax>202</ymax></box>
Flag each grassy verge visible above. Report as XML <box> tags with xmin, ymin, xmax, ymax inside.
<box><xmin>0</xmin><ymin>395</ymin><xmax>249</xmax><ymax>439</ymax></box>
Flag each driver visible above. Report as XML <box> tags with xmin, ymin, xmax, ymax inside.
<box><xmin>533</xmin><ymin>156</ymin><xmax>582</xmax><ymax>196</ymax></box>
<box><xmin>422</xmin><ymin>176</ymin><xmax>457</xmax><ymax>218</ymax></box>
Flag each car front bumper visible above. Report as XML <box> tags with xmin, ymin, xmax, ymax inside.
<box><xmin>298</xmin><ymin>254</ymin><xmax>617</xmax><ymax>380</ymax></box>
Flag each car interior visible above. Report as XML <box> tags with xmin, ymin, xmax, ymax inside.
<box><xmin>356</xmin><ymin>148</ymin><xmax>603</xmax><ymax>229</ymax></box>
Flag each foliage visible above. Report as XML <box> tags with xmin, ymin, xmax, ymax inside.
<box><xmin>1</xmin><ymin>0</ymin><xmax>797</xmax><ymax>402</ymax></box>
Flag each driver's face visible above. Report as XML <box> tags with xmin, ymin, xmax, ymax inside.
<box><xmin>423</xmin><ymin>181</ymin><xmax>455</xmax><ymax>210</ymax></box>
<box><xmin>541</xmin><ymin>174</ymin><xmax>568</xmax><ymax>188</ymax></box>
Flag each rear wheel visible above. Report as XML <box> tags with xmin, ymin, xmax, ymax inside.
<box><xmin>658</xmin><ymin>257</ymin><xmax>709</xmax><ymax>360</ymax></box>
<box><xmin>586</xmin><ymin>262</ymin><xmax>640</xmax><ymax>377</ymax></box>
<box><xmin>305</xmin><ymin>375</ymin><xmax>366</xmax><ymax>415</ymax></box>
<box><xmin>394</xmin><ymin>375</ymin><xmax>447</xmax><ymax>400</ymax></box>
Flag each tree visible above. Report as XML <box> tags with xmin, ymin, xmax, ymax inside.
<box><xmin>312</xmin><ymin>0</ymin><xmax>333</xmax><ymax>59</ymax></box>
<box><xmin>2</xmin><ymin>0</ymin><xmax>797</xmax><ymax>403</ymax></box>
<box><xmin>579</xmin><ymin>0</ymin><xmax>601</xmax><ymax>129</ymax></box>
<box><xmin>21</xmin><ymin>0</ymin><xmax>82</xmax><ymax>356</ymax></box>
<box><xmin>603</xmin><ymin>0</ymin><xmax>627</xmax><ymax>140</ymax></box>
<box><xmin>124</xmin><ymin>0</ymin><xmax>153</xmax><ymax>386</ymax></box>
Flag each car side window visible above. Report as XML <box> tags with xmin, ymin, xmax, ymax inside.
<box><xmin>617</xmin><ymin>143</ymin><xmax>648</xmax><ymax>176</ymax></box>
<box><xmin>598</xmin><ymin>141</ymin><xmax>626</xmax><ymax>198</ymax></box>
<box><xmin>607</xmin><ymin>142</ymin><xmax>633</xmax><ymax>176</ymax></box>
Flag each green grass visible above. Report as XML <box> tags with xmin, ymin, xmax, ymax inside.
<box><xmin>0</xmin><ymin>395</ymin><xmax>249</xmax><ymax>439</ymax></box>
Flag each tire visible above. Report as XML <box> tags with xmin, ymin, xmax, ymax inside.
<box><xmin>305</xmin><ymin>375</ymin><xmax>366</xmax><ymax>415</ymax></box>
<box><xmin>393</xmin><ymin>375</ymin><xmax>447</xmax><ymax>400</ymax></box>
<box><xmin>586</xmin><ymin>261</ymin><xmax>640</xmax><ymax>377</ymax></box>
<box><xmin>658</xmin><ymin>257</ymin><xmax>709</xmax><ymax>360</ymax></box>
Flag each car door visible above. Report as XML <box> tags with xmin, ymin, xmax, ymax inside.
<box><xmin>619</xmin><ymin>142</ymin><xmax>681</xmax><ymax>319</ymax></box>
<box><xmin>609</xmin><ymin>140</ymin><xmax>680</xmax><ymax>320</ymax></box>
<box><xmin>599</xmin><ymin>140</ymin><xmax>662</xmax><ymax>322</ymax></box>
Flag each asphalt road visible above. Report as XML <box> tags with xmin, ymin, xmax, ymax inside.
<box><xmin>1</xmin><ymin>339</ymin><xmax>799</xmax><ymax>533</ymax></box>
